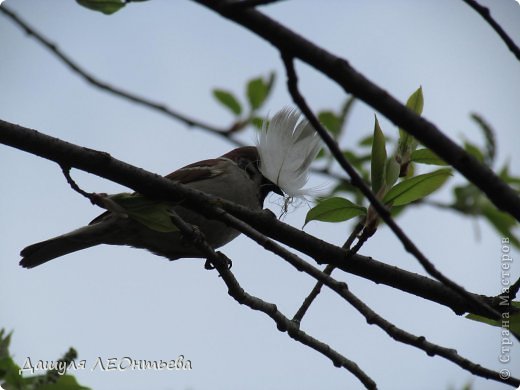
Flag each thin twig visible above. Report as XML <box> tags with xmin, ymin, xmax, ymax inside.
<box><xmin>216</xmin><ymin>263</ymin><xmax>377</xmax><ymax>389</ymax></box>
<box><xmin>281</xmin><ymin>54</ymin><xmax>500</xmax><ymax>321</ymax></box>
<box><xmin>0</xmin><ymin>5</ymin><xmax>240</xmax><ymax>144</ymax></box>
<box><xmin>60</xmin><ymin>165</ymin><xmax>93</xmax><ymax>200</ymax></box>
<box><xmin>293</xmin><ymin>221</ymin><xmax>364</xmax><ymax>323</ymax></box>
<box><xmin>462</xmin><ymin>0</ymin><xmax>520</xmax><ymax>62</ymax></box>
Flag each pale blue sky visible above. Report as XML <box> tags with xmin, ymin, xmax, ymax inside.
<box><xmin>1</xmin><ymin>1</ymin><xmax>519</xmax><ymax>389</ymax></box>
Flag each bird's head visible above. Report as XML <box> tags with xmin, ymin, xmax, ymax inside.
<box><xmin>222</xmin><ymin>146</ymin><xmax>283</xmax><ymax>204</ymax></box>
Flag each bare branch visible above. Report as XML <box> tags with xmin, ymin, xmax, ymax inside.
<box><xmin>293</xmin><ymin>222</ymin><xmax>364</xmax><ymax>324</ymax></box>
<box><xmin>216</xmin><ymin>262</ymin><xmax>377</xmax><ymax>389</ymax></box>
<box><xmin>0</xmin><ymin>5</ymin><xmax>239</xmax><ymax>144</ymax></box>
<box><xmin>192</xmin><ymin>0</ymin><xmax>520</xmax><ymax>221</ymax></box>
<box><xmin>340</xmin><ymin>286</ymin><xmax>519</xmax><ymax>386</ymax></box>
<box><xmin>281</xmin><ymin>54</ymin><xmax>500</xmax><ymax>321</ymax></box>
<box><xmin>462</xmin><ymin>0</ymin><xmax>520</xmax><ymax>62</ymax></box>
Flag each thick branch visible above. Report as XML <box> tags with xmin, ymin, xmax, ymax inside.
<box><xmin>192</xmin><ymin>0</ymin><xmax>520</xmax><ymax>221</ymax></box>
<box><xmin>0</xmin><ymin>118</ymin><xmax>510</xmax><ymax>319</ymax></box>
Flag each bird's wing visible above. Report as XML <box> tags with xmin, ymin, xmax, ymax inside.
<box><xmin>89</xmin><ymin>158</ymin><xmax>227</xmax><ymax>225</ymax></box>
<box><xmin>164</xmin><ymin>158</ymin><xmax>225</xmax><ymax>183</ymax></box>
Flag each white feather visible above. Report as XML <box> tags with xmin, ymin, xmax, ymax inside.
<box><xmin>257</xmin><ymin>108</ymin><xmax>322</xmax><ymax>197</ymax></box>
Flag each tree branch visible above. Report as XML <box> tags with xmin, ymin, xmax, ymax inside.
<box><xmin>216</xmin><ymin>260</ymin><xmax>377</xmax><ymax>389</ymax></box>
<box><xmin>0</xmin><ymin>118</ymin><xmax>511</xmax><ymax>319</ymax></box>
<box><xmin>462</xmin><ymin>0</ymin><xmax>520</xmax><ymax>62</ymax></box>
<box><xmin>292</xmin><ymin>222</ymin><xmax>364</xmax><ymax>324</ymax></box>
<box><xmin>192</xmin><ymin>0</ymin><xmax>520</xmax><ymax>221</ymax></box>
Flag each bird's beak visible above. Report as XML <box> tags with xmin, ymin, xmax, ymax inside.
<box><xmin>263</xmin><ymin>178</ymin><xmax>284</xmax><ymax>197</ymax></box>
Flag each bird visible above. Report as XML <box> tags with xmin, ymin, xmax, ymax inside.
<box><xmin>20</xmin><ymin>108</ymin><xmax>322</xmax><ymax>269</ymax></box>
<box><xmin>19</xmin><ymin>146</ymin><xmax>282</xmax><ymax>268</ymax></box>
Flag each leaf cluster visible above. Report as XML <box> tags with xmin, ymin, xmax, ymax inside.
<box><xmin>212</xmin><ymin>72</ymin><xmax>276</xmax><ymax>131</ymax></box>
<box><xmin>305</xmin><ymin>87</ymin><xmax>520</xmax><ymax>248</ymax></box>
<box><xmin>0</xmin><ymin>329</ymin><xmax>90</xmax><ymax>390</ymax></box>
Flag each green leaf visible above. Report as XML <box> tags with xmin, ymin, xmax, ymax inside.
<box><xmin>0</xmin><ymin>356</ymin><xmax>24</xmax><ymax>388</ymax></box>
<box><xmin>397</xmin><ymin>87</ymin><xmax>423</xmax><ymax>162</ymax></box>
<box><xmin>371</xmin><ymin>116</ymin><xmax>387</xmax><ymax>194</ymax></box>
<box><xmin>358</xmin><ymin>134</ymin><xmax>391</xmax><ymax>148</ymax></box>
<box><xmin>383</xmin><ymin>169</ymin><xmax>452</xmax><ymax>206</ymax></box>
<box><xmin>342</xmin><ymin>150</ymin><xmax>371</xmax><ymax>171</ymax></box>
<box><xmin>499</xmin><ymin>163</ymin><xmax>520</xmax><ymax>190</ymax></box>
<box><xmin>318</xmin><ymin>111</ymin><xmax>341</xmax><ymax>136</ymax></box>
<box><xmin>333</xmin><ymin>96</ymin><xmax>356</xmax><ymax>140</ymax></box>
<box><xmin>481</xmin><ymin>204</ymin><xmax>520</xmax><ymax>248</ymax></box>
<box><xmin>470</xmin><ymin>113</ymin><xmax>496</xmax><ymax>165</ymax></box>
<box><xmin>76</xmin><ymin>0</ymin><xmax>126</xmax><ymax>15</ymax></box>
<box><xmin>411</xmin><ymin>148</ymin><xmax>449</xmax><ymax>166</ymax></box>
<box><xmin>109</xmin><ymin>193</ymin><xmax>179</xmax><ymax>233</ymax></box>
<box><xmin>0</xmin><ymin>330</ymin><xmax>90</xmax><ymax>390</ymax></box>
<box><xmin>250</xmin><ymin>116</ymin><xmax>265</xmax><ymax>130</ymax></box>
<box><xmin>466</xmin><ymin>302</ymin><xmax>520</xmax><ymax>337</ymax></box>
<box><xmin>464</xmin><ymin>141</ymin><xmax>485</xmax><ymax>163</ymax></box>
<box><xmin>265</xmin><ymin>71</ymin><xmax>276</xmax><ymax>93</ymax></box>
<box><xmin>405</xmin><ymin>86</ymin><xmax>424</xmax><ymax>115</ymax></box>
<box><xmin>358</xmin><ymin>134</ymin><xmax>375</xmax><ymax>147</ymax></box>
<box><xmin>305</xmin><ymin>197</ymin><xmax>366</xmax><ymax>226</ymax></box>
<box><xmin>212</xmin><ymin>89</ymin><xmax>242</xmax><ymax>116</ymax></box>
<box><xmin>339</xmin><ymin>96</ymin><xmax>356</xmax><ymax>126</ymax></box>
<box><xmin>0</xmin><ymin>330</ymin><xmax>22</xmax><ymax>388</ymax></box>
<box><xmin>0</xmin><ymin>329</ymin><xmax>12</xmax><ymax>359</ymax></box>
<box><xmin>385</xmin><ymin>157</ymin><xmax>401</xmax><ymax>188</ymax></box>
<box><xmin>246</xmin><ymin>77</ymin><xmax>269</xmax><ymax>110</ymax></box>
<box><xmin>452</xmin><ymin>184</ymin><xmax>481</xmax><ymax>214</ymax></box>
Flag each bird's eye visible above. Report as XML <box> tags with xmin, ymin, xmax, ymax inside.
<box><xmin>239</xmin><ymin>158</ymin><xmax>259</xmax><ymax>180</ymax></box>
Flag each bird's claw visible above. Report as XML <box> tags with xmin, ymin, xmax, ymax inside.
<box><xmin>204</xmin><ymin>251</ymin><xmax>232</xmax><ymax>270</ymax></box>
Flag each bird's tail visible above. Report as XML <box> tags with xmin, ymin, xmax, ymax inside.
<box><xmin>20</xmin><ymin>236</ymin><xmax>97</xmax><ymax>269</ymax></box>
<box><xmin>19</xmin><ymin>221</ymin><xmax>115</xmax><ymax>269</ymax></box>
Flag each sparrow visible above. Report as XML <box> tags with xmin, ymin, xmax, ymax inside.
<box><xmin>20</xmin><ymin>108</ymin><xmax>322</xmax><ymax>269</ymax></box>
<box><xmin>19</xmin><ymin>146</ymin><xmax>282</xmax><ymax>268</ymax></box>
